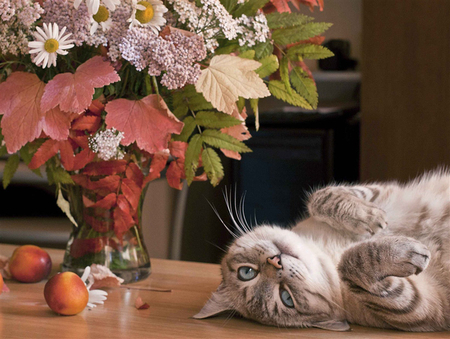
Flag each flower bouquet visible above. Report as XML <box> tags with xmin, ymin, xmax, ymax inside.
<box><xmin>0</xmin><ymin>0</ymin><xmax>332</xmax><ymax>282</ymax></box>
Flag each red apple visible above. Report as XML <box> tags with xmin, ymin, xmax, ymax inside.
<box><xmin>0</xmin><ymin>275</ymin><xmax>3</xmax><ymax>295</ymax></box>
<box><xmin>9</xmin><ymin>245</ymin><xmax>52</xmax><ymax>283</ymax></box>
<box><xmin>44</xmin><ymin>272</ymin><xmax>89</xmax><ymax>315</ymax></box>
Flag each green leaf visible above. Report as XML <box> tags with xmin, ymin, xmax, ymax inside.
<box><xmin>2</xmin><ymin>154</ymin><xmax>20</xmax><ymax>189</ymax></box>
<box><xmin>214</xmin><ymin>43</ymin><xmax>239</xmax><ymax>55</ymax></box>
<box><xmin>201</xmin><ymin>129</ymin><xmax>251</xmax><ymax>153</ymax></box>
<box><xmin>173</xmin><ymin>85</ymin><xmax>214</xmax><ymax>118</ymax></box>
<box><xmin>287</xmin><ymin>44</ymin><xmax>334</xmax><ymax>61</ymax></box>
<box><xmin>239</xmin><ymin>50</ymin><xmax>255</xmax><ymax>60</ymax></box>
<box><xmin>237</xmin><ymin>97</ymin><xmax>245</xmax><ymax>112</ymax></box>
<box><xmin>254</xmin><ymin>41</ymin><xmax>274</xmax><ymax>60</ymax></box>
<box><xmin>184</xmin><ymin>134</ymin><xmax>203</xmax><ymax>185</ymax></box>
<box><xmin>272</xmin><ymin>22</ymin><xmax>332</xmax><ymax>46</ymax></box>
<box><xmin>172</xmin><ymin>116</ymin><xmax>196</xmax><ymax>142</ymax></box>
<box><xmin>249</xmin><ymin>98</ymin><xmax>260</xmax><ymax>131</ymax></box>
<box><xmin>290</xmin><ymin>67</ymin><xmax>318</xmax><ymax>108</ymax></box>
<box><xmin>50</xmin><ymin>166</ymin><xmax>75</xmax><ymax>185</ymax></box>
<box><xmin>233</xmin><ymin>0</ymin><xmax>269</xmax><ymax>17</ymax></box>
<box><xmin>195</xmin><ymin>111</ymin><xmax>242</xmax><ymax>129</ymax></box>
<box><xmin>279</xmin><ymin>57</ymin><xmax>291</xmax><ymax>95</ymax></box>
<box><xmin>19</xmin><ymin>144</ymin><xmax>41</xmax><ymax>176</ymax></box>
<box><xmin>93</xmin><ymin>87</ymin><xmax>104</xmax><ymax>100</ymax></box>
<box><xmin>268</xmin><ymin>80</ymin><xmax>312</xmax><ymax>109</ymax></box>
<box><xmin>202</xmin><ymin>147</ymin><xmax>224</xmax><ymax>187</ymax></box>
<box><xmin>266</xmin><ymin>12</ymin><xmax>313</xmax><ymax>29</ymax></box>
<box><xmin>220</xmin><ymin>0</ymin><xmax>238</xmax><ymax>12</ymax></box>
<box><xmin>0</xmin><ymin>145</ymin><xmax>7</xmax><ymax>157</ymax></box>
<box><xmin>255</xmin><ymin>55</ymin><xmax>279</xmax><ymax>78</ymax></box>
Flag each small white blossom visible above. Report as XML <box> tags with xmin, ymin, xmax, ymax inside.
<box><xmin>128</xmin><ymin>0</ymin><xmax>167</xmax><ymax>34</ymax></box>
<box><xmin>89</xmin><ymin>128</ymin><xmax>125</xmax><ymax>161</ymax></box>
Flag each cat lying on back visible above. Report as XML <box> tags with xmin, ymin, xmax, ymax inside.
<box><xmin>194</xmin><ymin>170</ymin><xmax>450</xmax><ymax>331</ymax></box>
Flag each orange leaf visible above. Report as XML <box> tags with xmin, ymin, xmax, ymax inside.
<box><xmin>41</xmin><ymin>56</ymin><xmax>120</xmax><ymax>113</ymax></box>
<box><xmin>72</xmin><ymin>148</ymin><xmax>96</xmax><ymax>171</ymax></box>
<box><xmin>70</xmin><ymin>237</ymin><xmax>110</xmax><ymax>258</ymax></box>
<box><xmin>135</xmin><ymin>296</ymin><xmax>150</xmax><ymax>310</ymax></box>
<box><xmin>121</xmin><ymin>178</ymin><xmax>142</xmax><ymax>212</ymax></box>
<box><xmin>88</xmin><ymin>100</ymin><xmax>105</xmax><ymax>116</ymax></box>
<box><xmin>28</xmin><ymin>139</ymin><xmax>60</xmax><ymax>169</ymax></box>
<box><xmin>269</xmin><ymin>0</ymin><xmax>291</xmax><ymax>13</ymax></box>
<box><xmin>88</xmin><ymin>175</ymin><xmax>121</xmax><ymax>193</ymax></box>
<box><xmin>113</xmin><ymin>195</ymin><xmax>135</xmax><ymax>239</ymax></box>
<box><xmin>59</xmin><ymin>140</ymin><xmax>75</xmax><ymax>171</ymax></box>
<box><xmin>126</xmin><ymin>162</ymin><xmax>144</xmax><ymax>188</ymax></box>
<box><xmin>72</xmin><ymin>115</ymin><xmax>102</xmax><ymax>132</ymax></box>
<box><xmin>105</xmin><ymin>95</ymin><xmax>184</xmax><ymax>153</ymax></box>
<box><xmin>220</xmin><ymin>108</ymin><xmax>251</xmax><ymax>160</ymax></box>
<box><xmin>143</xmin><ymin>150</ymin><xmax>169</xmax><ymax>185</ymax></box>
<box><xmin>166</xmin><ymin>160</ymin><xmax>185</xmax><ymax>190</ymax></box>
<box><xmin>83</xmin><ymin>160</ymin><xmax>127</xmax><ymax>176</ymax></box>
<box><xmin>89</xmin><ymin>193</ymin><xmax>117</xmax><ymax>209</ymax></box>
<box><xmin>0</xmin><ymin>72</ymin><xmax>46</xmax><ymax>153</ymax></box>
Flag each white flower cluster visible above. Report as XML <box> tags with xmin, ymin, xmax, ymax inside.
<box><xmin>0</xmin><ymin>0</ymin><xmax>43</xmax><ymax>55</ymax></box>
<box><xmin>236</xmin><ymin>13</ymin><xmax>270</xmax><ymax>47</ymax></box>
<box><xmin>120</xmin><ymin>28</ymin><xmax>206</xmax><ymax>89</ymax></box>
<box><xmin>167</xmin><ymin>0</ymin><xmax>269</xmax><ymax>52</ymax></box>
<box><xmin>89</xmin><ymin>128</ymin><xmax>125</xmax><ymax>161</ymax></box>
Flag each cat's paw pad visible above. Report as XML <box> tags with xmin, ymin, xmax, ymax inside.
<box><xmin>390</xmin><ymin>238</ymin><xmax>431</xmax><ymax>277</ymax></box>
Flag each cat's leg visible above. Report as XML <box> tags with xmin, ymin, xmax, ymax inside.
<box><xmin>339</xmin><ymin>236</ymin><xmax>447</xmax><ymax>331</ymax></box>
<box><xmin>307</xmin><ymin>184</ymin><xmax>395</xmax><ymax>236</ymax></box>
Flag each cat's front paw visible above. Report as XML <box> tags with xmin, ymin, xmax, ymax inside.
<box><xmin>386</xmin><ymin>237</ymin><xmax>431</xmax><ymax>277</ymax></box>
<box><xmin>340</xmin><ymin>198</ymin><xmax>387</xmax><ymax>236</ymax></box>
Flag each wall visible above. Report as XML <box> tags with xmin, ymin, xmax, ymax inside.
<box><xmin>361</xmin><ymin>0</ymin><xmax>450</xmax><ymax>182</ymax></box>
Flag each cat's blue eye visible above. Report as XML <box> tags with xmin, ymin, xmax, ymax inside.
<box><xmin>280</xmin><ymin>288</ymin><xmax>294</xmax><ymax>308</ymax></box>
<box><xmin>238</xmin><ymin>266</ymin><xmax>258</xmax><ymax>281</ymax></box>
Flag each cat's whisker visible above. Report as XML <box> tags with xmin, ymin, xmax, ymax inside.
<box><xmin>206</xmin><ymin>240</ymin><xmax>227</xmax><ymax>254</ymax></box>
<box><xmin>208</xmin><ymin>200</ymin><xmax>239</xmax><ymax>239</ymax></box>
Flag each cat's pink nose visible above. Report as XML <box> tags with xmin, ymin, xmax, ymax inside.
<box><xmin>267</xmin><ymin>255</ymin><xmax>282</xmax><ymax>269</ymax></box>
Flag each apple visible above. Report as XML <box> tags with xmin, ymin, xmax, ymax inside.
<box><xmin>0</xmin><ymin>275</ymin><xmax>3</xmax><ymax>295</ymax></box>
<box><xmin>9</xmin><ymin>245</ymin><xmax>52</xmax><ymax>283</ymax></box>
<box><xmin>44</xmin><ymin>272</ymin><xmax>89</xmax><ymax>316</ymax></box>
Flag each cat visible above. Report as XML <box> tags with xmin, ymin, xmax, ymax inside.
<box><xmin>193</xmin><ymin>169</ymin><xmax>450</xmax><ymax>332</ymax></box>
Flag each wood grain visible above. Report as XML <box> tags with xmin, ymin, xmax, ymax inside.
<box><xmin>361</xmin><ymin>0</ymin><xmax>450</xmax><ymax>182</ymax></box>
<box><xmin>0</xmin><ymin>243</ymin><xmax>448</xmax><ymax>338</ymax></box>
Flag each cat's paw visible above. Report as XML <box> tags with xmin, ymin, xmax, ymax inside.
<box><xmin>387</xmin><ymin>237</ymin><xmax>431</xmax><ymax>277</ymax></box>
<box><xmin>340</xmin><ymin>198</ymin><xmax>387</xmax><ymax>236</ymax></box>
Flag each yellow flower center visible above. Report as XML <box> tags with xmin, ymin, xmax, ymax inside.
<box><xmin>93</xmin><ymin>5</ymin><xmax>110</xmax><ymax>23</ymax></box>
<box><xmin>136</xmin><ymin>1</ymin><xmax>154</xmax><ymax>24</ymax></box>
<box><xmin>44</xmin><ymin>39</ymin><xmax>59</xmax><ymax>53</ymax></box>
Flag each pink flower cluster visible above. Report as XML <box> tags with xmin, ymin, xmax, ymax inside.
<box><xmin>120</xmin><ymin>28</ymin><xmax>207</xmax><ymax>90</ymax></box>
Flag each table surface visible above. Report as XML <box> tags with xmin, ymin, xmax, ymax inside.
<box><xmin>0</xmin><ymin>244</ymin><xmax>449</xmax><ymax>339</ymax></box>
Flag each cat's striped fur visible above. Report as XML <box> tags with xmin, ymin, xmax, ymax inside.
<box><xmin>194</xmin><ymin>170</ymin><xmax>450</xmax><ymax>331</ymax></box>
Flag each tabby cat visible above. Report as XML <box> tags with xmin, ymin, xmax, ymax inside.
<box><xmin>194</xmin><ymin>170</ymin><xmax>450</xmax><ymax>331</ymax></box>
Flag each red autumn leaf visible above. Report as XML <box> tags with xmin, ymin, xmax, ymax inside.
<box><xmin>0</xmin><ymin>72</ymin><xmax>46</xmax><ymax>153</ymax></box>
<box><xmin>89</xmin><ymin>192</ymin><xmax>117</xmax><ymax>209</ymax></box>
<box><xmin>121</xmin><ymin>178</ymin><xmax>142</xmax><ymax>212</ymax></box>
<box><xmin>169</xmin><ymin>141</ymin><xmax>188</xmax><ymax>159</ymax></box>
<box><xmin>113</xmin><ymin>195</ymin><xmax>135</xmax><ymax>239</ymax></box>
<box><xmin>70</xmin><ymin>237</ymin><xmax>110</xmax><ymax>258</ymax></box>
<box><xmin>72</xmin><ymin>174</ymin><xmax>91</xmax><ymax>188</ymax></box>
<box><xmin>82</xmin><ymin>195</ymin><xmax>96</xmax><ymax>208</ymax></box>
<box><xmin>72</xmin><ymin>115</ymin><xmax>102</xmax><ymax>132</ymax></box>
<box><xmin>143</xmin><ymin>150</ymin><xmax>169</xmax><ymax>185</ymax></box>
<box><xmin>59</xmin><ymin>140</ymin><xmax>76</xmax><ymax>171</ymax></box>
<box><xmin>269</xmin><ymin>0</ymin><xmax>291</xmax><ymax>13</ymax></box>
<box><xmin>166</xmin><ymin>160</ymin><xmax>185</xmax><ymax>190</ymax></box>
<box><xmin>41</xmin><ymin>56</ymin><xmax>120</xmax><ymax>113</ymax></box>
<box><xmin>83</xmin><ymin>160</ymin><xmax>127</xmax><ymax>176</ymax></box>
<box><xmin>126</xmin><ymin>162</ymin><xmax>144</xmax><ymax>188</ymax></box>
<box><xmin>105</xmin><ymin>94</ymin><xmax>184</xmax><ymax>153</ymax></box>
<box><xmin>220</xmin><ymin>108</ymin><xmax>251</xmax><ymax>160</ymax></box>
<box><xmin>42</xmin><ymin>107</ymin><xmax>73</xmax><ymax>141</ymax></box>
<box><xmin>88</xmin><ymin>100</ymin><xmax>105</xmax><ymax>116</ymax></box>
<box><xmin>135</xmin><ymin>296</ymin><xmax>150</xmax><ymax>310</ymax></box>
<box><xmin>83</xmin><ymin>214</ymin><xmax>113</xmax><ymax>233</ymax></box>
<box><xmin>88</xmin><ymin>175</ymin><xmax>121</xmax><ymax>193</ymax></box>
<box><xmin>72</xmin><ymin>148</ymin><xmax>96</xmax><ymax>171</ymax></box>
<box><xmin>28</xmin><ymin>139</ymin><xmax>60</xmax><ymax>169</ymax></box>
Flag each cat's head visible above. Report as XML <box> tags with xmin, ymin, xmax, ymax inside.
<box><xmin>194</xmin><ymin>225</ymin><xmax>350</xmax><ymax>331</ymax></box>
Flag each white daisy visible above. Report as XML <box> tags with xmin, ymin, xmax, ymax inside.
<box><xmin>74</xmin><ymin>0</ymin><xmax>121</xmax><ymax>14</ymax></box>
<box><xmin>128</xmin><ymin>0</ymin><xmax>168</xmax><ymax>34</ymax></box>
<box><xmin>81</xmin><ymin>266</ymin><xmax>109</xmax><ymax>308</ymax></box>
<box><xmin>90</xmin><ymin>5</ymin><xmax>113</xmax><ymax>35</ymax></box>
<box><xmin>28</xmin><ymin>23</ymin><xmax>74</xmax><ymax>69</ymax></box>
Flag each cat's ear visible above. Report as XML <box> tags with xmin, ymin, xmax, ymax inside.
<box><xmin>311</xmin><ymin>319</ymin><xmax>351</xmax><ymax>331</ymax></box>
<box><xmin>193</xmin><ymin>283</ymin><xmax>234</xmax><ymax>319</ymax></box>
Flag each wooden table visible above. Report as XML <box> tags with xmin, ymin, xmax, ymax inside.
<box><xmin>0</xmin><ymin>244</ymin><xmax>448</xmax><ymax>339</ymax></box>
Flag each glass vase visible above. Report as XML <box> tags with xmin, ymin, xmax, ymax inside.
<box><xmin>61</xmin><ymin>161</ymin><xmax>151</xmax><ymax>284</ymax></box>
